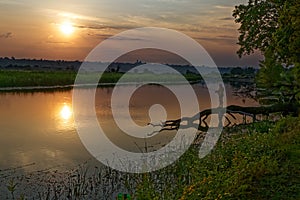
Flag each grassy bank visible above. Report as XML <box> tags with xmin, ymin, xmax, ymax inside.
<box><xmin>0</xmin><ymin>70</ymin><xmax>202</xmax><ymax>88</ymax></box>
<box><xmin>0</xmin><ymin>70</ymin><xmax>77</xmax><ymax>87</ymax></box>
<box><xmin>1</xmin><ymin>117</ymin><xmax>299</xmax><ymax>199</ymax></box>
<box><xmin>135</xmin><ymin>117</ymin><xmax>300</xmax><ymax>199</ymax></box>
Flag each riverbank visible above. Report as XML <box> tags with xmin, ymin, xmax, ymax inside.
<box><xmin>135</xmin><ymin>117</ymin><xmax>300</xmax><ymax>199</ymax></box>
<box><xmin>0</xmin><ymin>69</ymin><xmax>256</xmax><ymax>92</ymax></box>
<box><xmin>1</xmin><ymin>117</ymin><xmax>299</xmax><ymax>199</ymax></box>
<box><xmin>0</xmin><ymin>70</ymin><xmax>203</xmax><ymax>90</ymax></box>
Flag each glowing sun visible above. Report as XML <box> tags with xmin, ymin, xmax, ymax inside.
<box><xmin>60</xmin><ymin>21</ymin><xmax>74</xmax><ymax>35</ymax></box>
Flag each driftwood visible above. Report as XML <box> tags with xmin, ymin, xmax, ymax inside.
<box><xmin>148</xmin><ymin>103</ymin><xmax>298</xmax><ymax>135</ymax></box>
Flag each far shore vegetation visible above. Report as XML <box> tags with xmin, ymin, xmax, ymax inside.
<box><xmin>0</xmin><ymin>70</ymin><xmax>204</xmax><ymax>88</ymax></box>
<box><xmin>0</xmin><ymin>66</ymin><xmax>255</xmax><ymax>89</ymax></box>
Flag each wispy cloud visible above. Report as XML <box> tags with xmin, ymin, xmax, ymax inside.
<box><xmin>0</xmin><ymin>0</ymin><xmax>23</xmax><ymax>5</ymax></box>
<box><xmin>215</xmin><ymin>5</ymin><xmax>233</xmax><ymax>10</ymax></box>
<box><xmin>75</xmin><ymin>24</ymin><xmax>138</xmax><ymax>31</ymax></box>
<box><xmin>46</xmin><ymin>41</ymin><xmax>72</xmax><ymax>44</ymax></box>
<box><xmin>107</xmin><ymin>35</ymin><xmax>150</xmax><ymax>42</ymax></box>
<box><xmin>43</xmin><ymin>9</ymin><xmax>138</xmax><ymax>33</ymax></box>
<box><xmin>219</xmin><ymin>17</ymin><xmax>233</xmax><ymax>21</ymax></box>
<box><xmin>45</xmin><ymin>35</ymin><xmax>72</xmax><ymax>44</ymax></box>
<box><xmin>0</xmin><ymin>32</ymin><xmax>12</xmax><ymax>38</ymax></box>
<box><xmin>43</xmin><ymin>9</ymin><xmax>103</xmax><ymax>22</ymax></box>
<box><xmin>42</xmin><ymin>5</ymin><xmax>234</xmax><ymax>40</ymax></box>
<box><xmin>87</xmin><ymin>33</ymin><xmax>150</xmax><ymax>42</ymax></box>
<box><xmin>195</xmin><ymin>35</ymin><xmax>236</xmax><ymax>46</ymax></box>
<box><xmin>56</xmin><ymin>11</ymin><xmax>103</xmax><ymax>23</ymax></box>
<box><xmin>87</xmin><ymin>33</ymin><xmax>113</xmax><ymax>38</ymax></box>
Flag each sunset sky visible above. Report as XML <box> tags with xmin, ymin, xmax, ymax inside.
<box><xmin>0</xmin><ymin>0</ymin><xmax>262</xmax><ymax>66</ymax></box>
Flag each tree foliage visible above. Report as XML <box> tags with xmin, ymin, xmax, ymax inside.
<box><xmin>233</xmin><ymin>0</ymin><xmax>300</xmax><ymax>105</ymax></box>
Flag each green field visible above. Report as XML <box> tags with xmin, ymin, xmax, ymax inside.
<box><xmin>0</xmin><ymin>70</ymin><xmax>202</xmax><ymax>88</ymax></box>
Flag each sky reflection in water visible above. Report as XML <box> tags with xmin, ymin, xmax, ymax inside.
<box><xmin>0</xmin><ymin>84</ymin><xmax>259</xmax><ymax>172</ymax></box>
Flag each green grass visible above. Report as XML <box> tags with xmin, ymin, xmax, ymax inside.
<box><xmin>0</xmin><ymin>70</ymin><xmax>77</xmax><ymax>87</ymax></box>
<box><xmin>0</xmin><ymin>70</ymin><xmax>202</xmax><ymax>88</ymax></box>
<box><xmin>134</xmin><ymin>117</ymin><xmax>300</xmax><ymax>199</ymax></box>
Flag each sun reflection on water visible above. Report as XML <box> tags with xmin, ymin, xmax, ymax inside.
<box><xmin>60</xmin><ymin>104</ymin><xmax>72</xmax><ymax>120</ymax></box>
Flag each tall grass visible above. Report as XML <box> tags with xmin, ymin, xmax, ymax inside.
<box><xmin>135</xmin><ymin>117</ymin><xmax>300</xmax><ymax>199</ymax></box>
<box><xmin>0</xmin><ymin>70</ymin><xmax>77</xmax><ymax>87</ymax></box>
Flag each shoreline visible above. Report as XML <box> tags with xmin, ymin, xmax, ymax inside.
<box><xmin>0</xmin><ymin>81</ymin><xmax>204</xmax><ymax>92</ymax></box>
<box><xmin>0</xmin><ymin>79</ymin><xmax>254</xmax><ymax>92</ymax></box>
<box><xmin>0</xmin><ymin>69</ymin><xmax>255</xmax><ymax>92</ymax></box>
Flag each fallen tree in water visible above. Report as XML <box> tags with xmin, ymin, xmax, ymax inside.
<box><xmin>148</xmin><ymin>103</ymin><xmax>299</xmax><ymax>134</ymax></box>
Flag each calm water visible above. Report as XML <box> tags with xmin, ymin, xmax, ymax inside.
<box><xmin>0</xmin><ymin>83</ymin><xmax>258</xmax><ymax>172</ymax></box>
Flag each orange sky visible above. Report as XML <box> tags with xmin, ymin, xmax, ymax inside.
<box><xmin>0</xmin><ymin>0</ymin><xmax>262</xmax><ymax>66</ymax></box>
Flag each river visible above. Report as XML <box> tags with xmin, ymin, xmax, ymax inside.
<box><xmin>0</xmin><ymin>83</ymin><xmax>259</xmax><ymax>173</ymax></box>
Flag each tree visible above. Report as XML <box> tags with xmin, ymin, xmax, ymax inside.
<box><xmin>230</xmin><ymin>67</ymin><xmax>244</xmax><ymax>75</ymax></box>
<box><xmin>233</xmin><ymin>0</ymin><xmax>300</xmax><ymax>106</ymax></box>
<box><xmin>150</xmin><ymin>0</ymin><xmax>299</xmax><ymax>134</ymax></box>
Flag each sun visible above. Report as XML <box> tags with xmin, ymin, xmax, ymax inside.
<box><xmin>60</xmin><ymin>21</ymin><xmax>74</xmax><ymax>36</ymax></box>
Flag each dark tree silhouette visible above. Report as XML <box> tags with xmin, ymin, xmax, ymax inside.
<box><xmin>233</xmin><ymin>0</ymin><xmax>300</xmax><ymax>105</ymax></box>
<box><xmin>150</xmin><ymin>0</ymin><xmax>300</xmax><ymax>133</ymax></box>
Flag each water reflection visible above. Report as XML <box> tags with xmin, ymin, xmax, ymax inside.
<box><xmin>60</xmin><ymin>104</ymin><xmax>72</xmax><ymax>120</ymax></box>
<box><xmin>0</xmin><ymin>84</ymin><xmax>259</xmax><ymax>171</ymax></box>
<box><xmin>57</xmin><ymin>101</ymin><xmax>74</xmax><ymax>131</ymax></box>
<box><xmin>0</xmin><ymin>91</ymin><xmax>88</xmax><ymax>171</ymax></box>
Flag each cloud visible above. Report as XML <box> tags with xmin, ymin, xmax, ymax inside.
<box><xmin>75</xmin><ymin>24</ymin><xmax>137</xmax><ymax>31</ymax></box>
<box><xmin>195</xmin><ymin>35</ymin><xmax>237</xmax><ymax>45</ymax></box>
<box><xmin>43</xmin><ymin>9</ymin><xmax>104</xmax><ymax>23</ymax></box>
<box><xmin>0</xmin><ymin>0</ymin><xmax>23</xmax><ymax>5</ymax></box>
<box><xmin>215</xmin><ymin>5</ymin><xmax>233</xmax><ymax>9</ymax></box>
<box><xmin>87</xmin><ymin>33</ymin><xmax>113</xmax><ymax>38</ymax></box>
<box><xmin>44</xmin><ymin>9</ymin><xmax>141</xmax><ymax>33</ymax></box>
<box><xmin>46</xmin><ymin>41</ymin><xmax>72</xmax><ymax>44</ymax></box>
<box><xmin>45</xmin><ymin>34</ymin><xmax>72</xmax><ymax>44</ymax></box>
<box><xmin>219</xmin><ymin>17</ymin><xmax>233</xmax><ymax>21</ymax></box>
<box><xmin>87</xmin><ymin>33</ymin><xmax>150</xmax><ymax>42</ymax></box>
<box><xmin>217</xmin><ymin>35</ymin><xmax>236</xmax><ymax>39</ymax></box>
<box><xmin>107</xmin><ymin>35</ymin><xmax>150</xmax><ymax>42</ymax></box>
<box><xmin>0</xmin><ymin>32</ymin><xmax>12</xmax><ymax>38</ymax></box>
